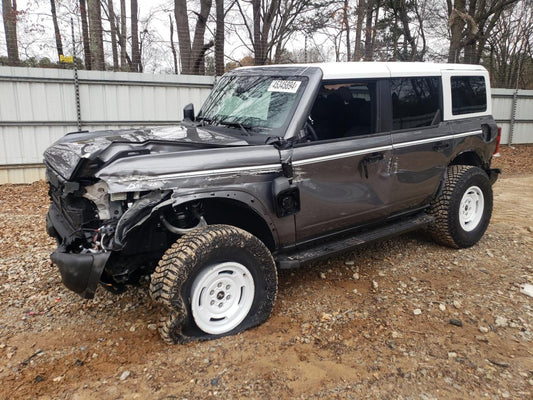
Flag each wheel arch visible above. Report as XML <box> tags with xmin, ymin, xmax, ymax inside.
<box><xmin>173</xmin><ymin>193</ymin><xmax>278</xmax><ymax>251</ymax></box>
<box><xmin>449</xmin><ymin>150</ymin><xmax>487</xmax><ymax>170</ymax></box>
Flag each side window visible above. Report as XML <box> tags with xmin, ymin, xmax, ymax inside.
<box><xmin>391</xmin><ymin>77</ymin><xmax>441</xmax><ymax>130</ymax></box>
<box><xmin>451</xmin><ymin>76</ymin><xmax>486</xmax><ymax>115</ymax></box>
<box><xmin>310</xmin><ymin>81</ymin><xmax>377</xmax><ymax>141</ymax></box>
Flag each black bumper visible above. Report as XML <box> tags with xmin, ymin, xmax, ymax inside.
<box><xmin>51</xmin><ymin>250</ymin><xmax>110</xmax><ymax>299</ymax></box>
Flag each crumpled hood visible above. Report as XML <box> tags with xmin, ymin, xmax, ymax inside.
<box><xmin>43</xmin><ymin>124</ymin><xmax>248</xmax><ymax>180</ymax></box>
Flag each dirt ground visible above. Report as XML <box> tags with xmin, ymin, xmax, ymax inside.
<box><xmin>0</xmin><ymin>145</ymin><xmax>532</xmax><ymax>399</ymax></box>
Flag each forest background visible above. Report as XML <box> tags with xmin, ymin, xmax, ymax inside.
<box><xmin>1</xmin><ymin>0</ymin><xmax>532</xmax><ymax>89</ymax></box>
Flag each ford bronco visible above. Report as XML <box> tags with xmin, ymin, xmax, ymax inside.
<box><xmin>44</xmin><ymin>62</ymin><xmax>501</xmax><ymax>343</ymax></box>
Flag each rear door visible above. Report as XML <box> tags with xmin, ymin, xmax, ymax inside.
<box><xmin>388</xmin><ymin>76</ymin><xmax>453</xmax><ymax>212</ymax></box>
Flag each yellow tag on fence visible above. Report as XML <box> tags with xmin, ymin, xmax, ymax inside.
<box><xmin>60</xmin><ymin>55</ymin><xmax>74</xmax><ymax>63</ymax></box>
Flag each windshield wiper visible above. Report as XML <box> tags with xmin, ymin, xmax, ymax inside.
<box><xmin>195</xmin><ymin>116</ymin><xmax>212</xmax><ymax>126</ymax></box>
<box><xmin>217</xmin><ymin>120</ymin><xmax>252</xmax><ymax>136</ymax></box>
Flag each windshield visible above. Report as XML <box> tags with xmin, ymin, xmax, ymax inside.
<box><xmin>198</xmin><ymin>75</ymin><xmax>307</xmax><ymax>134</ymax></box>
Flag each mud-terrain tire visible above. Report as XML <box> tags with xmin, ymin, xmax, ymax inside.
<box><xmin>427</xmin><ymin>165</ymin><xmax>493</xmax><ymax>248</ymax></box>
<box><xmin>149</xmin><ymin>224</ymin><xmax>278</xmax><ymax>344</ymax></box>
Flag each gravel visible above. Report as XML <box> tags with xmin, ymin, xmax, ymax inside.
<box><xmin>0</xmin><ymin>144</ymin><xmax>532</xmax><ymax>399</ymax></box>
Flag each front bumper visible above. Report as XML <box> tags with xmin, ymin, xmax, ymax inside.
<box><xmin>51</xmin><ymin>250</ymin><xmax>111</xmax><ymax>299</ymax></box>
<box><xmin>47</xmin><ymin>198</ymin><xmax>110</xmax><ymax>299</ymax></box>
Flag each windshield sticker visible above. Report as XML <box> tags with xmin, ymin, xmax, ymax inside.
<box><xmin>267</xmin><ymin>80</ymin><xmax>301</xmax><ymax>93</ymax></box>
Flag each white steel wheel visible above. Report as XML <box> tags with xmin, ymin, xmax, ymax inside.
<box><xmin>459</xmin><ymin>185</ymin><xmax>484</xmax><ymax>232</ymax></box>
<box><xmin>427</xmin><ymin>165</ymin><xmax>493</xmax><ymax>249</ymax></box>
<box><xmin>190</xmin><ymin>261</ymin><xmax>255</xmax><ymax>335</ymax></box>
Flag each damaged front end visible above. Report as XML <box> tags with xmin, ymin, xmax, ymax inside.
<box><xmin>46</xmin><ymin>169</ymin><xmax>205</xmax><ymax>299</ymax></box>
<box><xmin>42</xmin><ymin>126</ymin><xmax>229</xmax><ymax>299</ymax></box>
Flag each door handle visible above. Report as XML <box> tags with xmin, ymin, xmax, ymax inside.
<box><xmin>433</xmin><ymin>142</ymin><xmax>450</xmax><ymax>152</ymax></box>
<box><xmin>360</xmin><ymin>153</ymin><xmax>384</xmax><ymax>178</ymax></box>
<box><xmin>364</xmin><ymin>153</ymin><xmax>384</xmax><ymax>164</ymax></box>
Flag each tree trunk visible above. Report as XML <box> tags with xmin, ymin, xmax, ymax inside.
<box><xmin>371</xmin><ymin>0</ymin><xmax>379</xmax><ymax>57</ymax></box>
<box><xmin>190</xmin><ymin>0</ymin><xmax>212</xmax><ymax>74</ymax></box>
<box><xmin>174</xmin><ymin>0</ymin><xmax>212</xmax><ymax>74</ymax></box>
<box><xmin>107</xmin><ymin>0</ymin><xmax>119</xmax><ymax>71</ymax></box>
<box><xmin>448</xmin><ymin>0</ymin><xmax>466</xmax><ymax>63</ymax></box>
<box><xmin>363</xmin><ymin>0</ymin><xmax>374</xmax><ymax>60</ymax></box>
<box><xmin>396</xmin><ymin>0</ymin><xmax>417</xmax><ymax>60</ymax></box>
<box><xmin>258</xmin><ymin>0</ymin><xmax>279</xmax><ymax>65</ymax></box>
<box><xmin>87</xmin><ymin>0</ymin><xmax>105</xmax><ymax>70</ymax></box>
<box><xmin>79</xmin><ymin>0</ymin><xmax>92</xmax><ymax>69</ymax></box>
<box><xmin>252</xmin><ymin>0</ymin><xmax>262</xmax><ymax>64</ymax></box>
<box><xmin>413</xmin><ymin>0</ymin><xmax>427</xmax><ymax>60</ymax></box>
<box><xmin>215</xmin><ymin>0</ymin><xmax>224</xmax><ymax>75</ymax></box>
<box><xmin>343</xmin><ymin>0</ymin><xmax>351</xmax><ymax>61</ymax></box>
<box><xmin>391</xmin><ymin>7</ymin><xmax>399</xmax><ymax>60</ymax></box>
<box><xmin>174</xmin><ymin>0</ymin><xmax>192</xmax><ymax>73</ymax></box>
<box><xmin>119</xmin><ymin>0</ymin><xmax>127</xmax><ymax>69</ymax></box>
<box><xmin>2</xmin><ymin>0</ymin><xmax>19</xmax><ymax>65</ymax></box>
<box><xmin>354</xmin><ymin>0</ymin><xmax>365</xmax><ymax>60</ymax></box>
<box><xmin>50</xmin><ymin>0</ymin><xmax>63</xmax><ymax>60</ymax></box>
<box><xmin>169</xmin><ymin>14</ymin><xmax>178</xmax><ymax>74</ymax></box>
<box><xmin>131</xmin><ymin>0</ymin><xmax>141</xmax><ymax>72</ymax></box>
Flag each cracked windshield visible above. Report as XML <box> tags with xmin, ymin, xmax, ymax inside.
<box><xmin>198</xmin><ymin>75</ymin><xmax>306</xmax><ymax>133</ymax></box>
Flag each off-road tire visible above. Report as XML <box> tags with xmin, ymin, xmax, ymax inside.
<box><xmin>427</xmin><ymin>165</ymin><xmax>493</xmax><ymax>248</ymax></box>
<box><xmin>149</xmin><ymin>224</ymin><xmax>278</xmax><ymax>344</ymax></box>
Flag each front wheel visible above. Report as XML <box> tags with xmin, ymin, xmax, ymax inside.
<box><xmin>427</xmin><ymin>165</ymin><xmax>493</xmax><ymax>248</ymax></box>
<box><xmin>149</xmin><ymin>225</ymin><xmax>278</xmax><ymax>344</ymax></box>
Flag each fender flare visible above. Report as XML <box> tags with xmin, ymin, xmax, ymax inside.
<box><xmin>170</xmin><ymin>189</ymin><xmax>280</xmax><ymax>247</ymax></box>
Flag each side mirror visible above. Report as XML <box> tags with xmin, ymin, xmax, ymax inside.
<box><xmin>183</xmin><ymin>103</ymin><xmax>195</xmax><ymax>121</ymax></box>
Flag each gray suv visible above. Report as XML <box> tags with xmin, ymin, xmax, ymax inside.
<box><xmin>44</xmin><ymin>62</ymin><xmax>501</xmax><ymax>343</ymax></box>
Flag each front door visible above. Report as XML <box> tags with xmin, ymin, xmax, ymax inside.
<box><xmin>292</xmin><ymin>134</ymin><xmax>393</xmax><ymax>243</ymax></box>
<box><xmin>290</xmin><ymin>79</ymin><xmax>394</xmax><ymax>243</ymax></box>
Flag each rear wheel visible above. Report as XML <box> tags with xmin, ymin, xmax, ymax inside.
<box><xmin>427</xmin><ymin>165</ymin><xmax>493</xmax><ymax>248</ymax></box>
<box><xmin>150</xmin><ymin>224</ymin><xmax>277</xmax><ymax>343</ymax></box>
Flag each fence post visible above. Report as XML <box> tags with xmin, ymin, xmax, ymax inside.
<box><xmin>71</xmin><ymin>18</ymin><xmax>82</xmax><ymax>131</ymax></box>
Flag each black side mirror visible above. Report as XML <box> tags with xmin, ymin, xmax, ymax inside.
<box><xmin>183</xmin><ymin>103</ymin><xmax>195</xmax><ymax>121</ymax></box>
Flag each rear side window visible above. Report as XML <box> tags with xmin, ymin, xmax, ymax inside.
<box><xmin>391</xmin><ymin>77</ymin><xmax>441</xmax><ymax>130</ymax></box>
<box><xmin>451</xmin><ymin>76</ymin><xmax>487</xmax><ymax>115</ymax></box>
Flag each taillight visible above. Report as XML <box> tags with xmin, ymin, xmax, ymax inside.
<box><xmin>493</xmin><ymin>126</ymin><xmax>501</xmax><ymax>155</ymax></box>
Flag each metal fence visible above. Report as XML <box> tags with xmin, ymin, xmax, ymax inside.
<box><xmin>0</xmin><ymin>66</ymin><xmax>214</xmax><ymax>183</ymax></box>
<box><xmin>491</xmin><ymin>88</ymin><xmax>533</xmax><ymax>145</ymax></box>
<box><xmin>0</xmin><ymin>66</ymin><xmax>532</xmax><ymax>184</ymax></box>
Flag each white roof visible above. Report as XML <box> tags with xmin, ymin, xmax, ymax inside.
<box><xmin>238</xmin><ymin>62</ymin><xmax>487</xmax><ymax>80</ymax></box>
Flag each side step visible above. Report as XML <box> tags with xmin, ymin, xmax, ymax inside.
<box><xmin>275</xmin><ymin>213</ymin><xmax>434</xmax><ymax>269</ymax></box>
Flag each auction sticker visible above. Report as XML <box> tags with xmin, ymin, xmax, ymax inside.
<box><xmin>267</xmin><ymin>80</ymin><xmax>301</xmax><ymax>93</ymax></box>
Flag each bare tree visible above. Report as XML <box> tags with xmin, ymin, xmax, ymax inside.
<box><xmin>354</xmin><ymin>0</ymin><xmax>365</xmax><ymax>60</ymax></box>
<box><xmin>363</xmin><ymin>0</ymin><xmax>375</xmax><ymax>60</ymax></box>
<box><xmin>87</xmin><ymin>0</ymin><xmax>105</xmax><ymax>70</ymax></box>
<box><xmin>343</xmin><ymin>0</ymin><xmax>351</xmax><ymax>60</ymax></box>
<box><xmin>169</xmin><ymin>14</ymin><xmax>178</xmax><ymax>74</ymax></box>
<box><xmin>49</xmin><ymin>0</ymin><xmax>63</xmax><ymax>60</ymax></box>
<box><xmin>447</xmin><ymin>0</ymin><xmax>520</xmax><ymax>64</ymax></box>
<box><xmin>215</xmin><ymin>0</ymin><xmax>225</xmax><ymax>75</ymax></box>
<box><xmin>2</xmin><ymin>0</ymin><xmax>19</xmax><ymax>65</ymax></box>
<box><xmin>486</xmin><ymin>0</ymin><xmax>533</xmax><ymax>88</ymax></box>
<box><xmin>131</xmin><ymin>0</ymin><xmax>142</xmax><ymax>72</ymax></box>
<box><xmin>236</xmin><ymin>0</ymin><xmax>321</xmax><ymax>65</ymax></box>
<box><xmin>387</xmin><ymin>0</ymin><xmax>426</xmax><ymax>61</ymax></box>
<box><xmin>107</xmin><ymin>0</ymin><xmax>119</xmax><ymax>70</ymax></box>
<box><xmin>80</xmin><ymin>0</ymin><xmax>92</xmax><ymax>69</ymax></box>
<box><xmin>119</xmin><ymin>0</ymin><xmax>127</xmax><ymax>69</ymax></box>
<box><xmin>174</xmin><ymin>0</ymin><xmax>213</xmax><ymax>75</ymax></box>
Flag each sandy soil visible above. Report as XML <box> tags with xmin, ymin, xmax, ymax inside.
<box><xmin>0</xmin><ymin>145</ymin><xmax>532</xmax><ymax>399</ymax></box>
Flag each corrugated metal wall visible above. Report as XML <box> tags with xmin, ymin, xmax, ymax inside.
<box><xmin>492</xmin><ymin>88</ymin><xmax>533</xmax><ymax>145</ymax></box>
<box><xmin>0</xmin><ymin>66</ymin><xmax>214</xmax><ymax>183</ymax></box>
<box><xmin>1</xmin><ymin>66</ymin><xmax>532</xmax><ymax>184</ymax></box>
